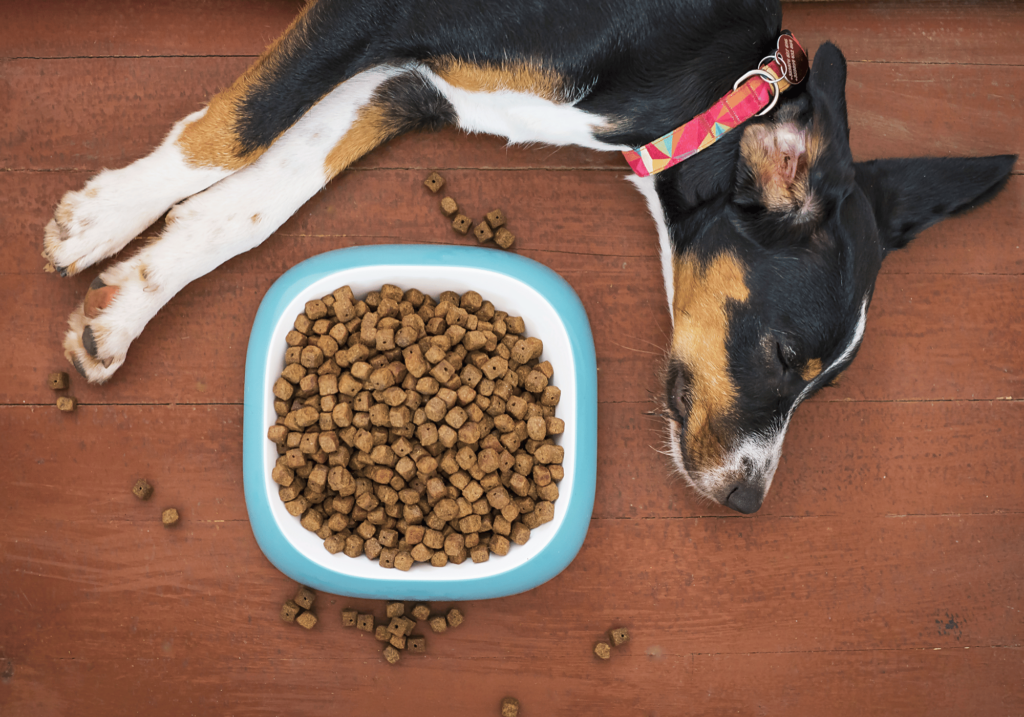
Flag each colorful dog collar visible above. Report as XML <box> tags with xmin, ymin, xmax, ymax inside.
<box><xmin>623</xmin><ymin>33</ymin><xmax>809</xmax><ymax>177</ymax></box>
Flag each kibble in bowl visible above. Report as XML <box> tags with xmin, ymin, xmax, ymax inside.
<box><xmin>244</xmin><ymin>245</ymin><xmax>596</xmax><ymax>600</ymax></box>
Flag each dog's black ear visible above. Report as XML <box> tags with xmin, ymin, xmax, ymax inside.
<box><xmin>807</xmin><ymin>43</ymin><xmax>852</xmax><ymax>171</ymax></box>
<box><xmin>855</xmin><ymin>155</ymin><xmax>1017</xmax><ymax>251</ymax></box>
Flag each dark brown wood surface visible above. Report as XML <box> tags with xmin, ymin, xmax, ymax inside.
<box><xmin>1</xmin><ymin>2</ymin><xmax>1021</xmax><ymax>715</ymax></box>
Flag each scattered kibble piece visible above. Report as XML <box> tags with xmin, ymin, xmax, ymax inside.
<box><xmin>501</xmin><ymin>696</ymin><xmax>520</xmax><ymax>717</ymax></box>
<box><xmin>132</xmin><ymin>479</ymin><xmax>153</xmax><ymax>500</ymax></box>
<box><xmin>411</xmin><ymin>604</ymin><xmax>431</xmax><ymax>621</ymax></box>
<box><xmin>161</xmin><ymin>508</ymin><xmax>179</xmax><ymax>526</ymax></box>
<box><xmin>452</xmin><ymin>214</ymin><xmax>472</xmax><ymax>235</ymax></box>
<box><xmin>446</xmin><ymin>608</ymin><xmax>464</xmax><ymax>628</ymax></box>
<box><xmin>407</xmin><ymin>635</ymin><xmax>426</xmax><ymax>653</ymax></box>
<box><xmin>383</xmin><ymin>645</ymin><xmax>401</xmax><ymax>664</ymax></box>
<box><xmin>357</xmin><ymin>614</ymin><xmax>375</xmax><ymax>633</ymax></box>
<box><xmin>494</xmin><ymin>227</ymin><xmax>515</xmax><ymax>249</ymax></box>
<box><xmin>594</xmin><ymin>642</ymin><xmax>611</xmax><ymax>660</ymax></box>
<box><xmin>486</xmin><ymin>209</ymin><xmax>506</xmax><ymax>229</ymax></box>
<box><xmin>375</xmin><ymin>625</ymin><xmax>390</xmax><ymax>642</ymax></box>
<box><xmin>341</xmin><ymin>608</ymin><xmax>358</xmax><ymax>627</ymax></box>
<box><xmin>47</xmin><ymin>372</ymin><xmax>69</xmax><ymax>390</ymax></box>
<box><xmin>429</xmin><ymin>615</ymin><xmax>448</xmax><ymax>633</ymax></box>
<box><xmin>56</xmin><ymin>397</ymin><xmax>77</xmax><ymax>412</ymax></box>
<box><xmin>387</xmin><ymin>602</ymin><xmax>405</xmax><ymax>618</ymax></box>
<box><xmin>423</xmin><ymin>172</ymin><xmax>445</xmax><ymax>193</ymax></box>
<box><xmin>296</xmin><ymin>611</ymin><xmax>318</xmax><ymax>630</ymax></box>
<box><xmin>294</xmin><ymin>586</ymin><xmax>316</xmax><ymax>610</ymax></box>
<box><xmin>280</xmin><ymin>600</ymin><xmax>301</xmax><ymax>623</ymax></box>
<box><xmin>440</xmin><ymin>196</ymin><xmax>458</xmax><ymax>216</ymax></box>
<box><xmin>473</xmin><ymin>221</ymin><xmax>493</xmax><ymax>243</ymax></box>
<box><xmin>609</xmin><ymin>627</ymin><xmax>630</xmax><ymax>646</ymax></box>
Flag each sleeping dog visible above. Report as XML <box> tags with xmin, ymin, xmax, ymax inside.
<box><xmin>43</xmin><ymin>0</ymin><xmax>1014</xmax><ymax>512</ymax></box>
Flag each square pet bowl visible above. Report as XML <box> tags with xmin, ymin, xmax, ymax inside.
<box><xmin>243</xmin><ymin>245</ymin><xmax>597</xmax><ymax>600</ymax></box>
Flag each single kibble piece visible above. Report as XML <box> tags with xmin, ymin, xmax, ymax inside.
<box><xmin>356</xmin><ymin>614</ymin><xmax>375</xmax><ymax>633</ymax></box>
<box><xmin>407</xmin><ymin>636</ymin><xmax>426</xmax><ymax>653</ymax></box>
<box><xmin>294</xmin><ymin>586</ymin><xmax>316</xmax><ymax>610</ymax></box>
<box><xmin>594</xmin><ymin>642</ymin><xmax>611</xmax><ymax>660</ymax></box>
<box><xmin>494</xmin><ymin>227</ymin><xmax>515</xmax><ymax>249</ymax></box>
<box><xmin>296</xmin><ymin>611</ymin><xmax>318</xmax><ymax>630</ymax></box>
<box><xmin>423</xmin><ymin>172</ymin><xmax>445</xmax><ymax>193</ymax></box>
<box><xmin>47</xmin><ymin>372</ymin><xmax>69</xmax><ymax>390</ymax></box>
<box><xmin>446</xmin><ymin>608</ymin><xmax>464</xmax><ymax>628</ymax></box>
<box><xmin>429</xmin><ymin>615</ymin><xmax>448</xmax><ymax>633</ymax></box>
<box><xmin>411</xmin><ymin>604</ymin><xmax>431</xmax><ymax>621</ymax></box>
<box><xmin>56</xmin><ymin>397</ymin><xmax>77</xmax><ymax>412</ymax></box>
<box><xmin>452</xmin><ymin>214</ymin><xmax>472</xmax><ymax>235</ymax></box>
<box><xmin>161</xmin><ymin>508</ymin><xmax>179</xmax><ymax>526</ymax></box>
<box><xmin>486</xmin><ymin>209</ymin><xmax>506</xmax><ymax>229</ymax></box>
<box><xmin>501</xmin><ymin>697</ymin><xmax>520</xmax><ymax>717</ymax></box>
<box><xmin>132</xmin><ymin>479</ymin><xmax>153</xmax><ymax>500</ymax></box>
<box><xmin>280</xmin><ymin>600</ymin><xmax>301</xmax><ymax>624</ymax></box>
<box><xmin>609</xmin><ymin>627</ymin><xmax>630</xmax><ymax>647</ymax></box>
<box><xmin>473</xmin><ymin>221</ymin><xmax>493</xmax><ymax>243</ymax></box>
<box><xmin>383</xmin><ymin>645</ymin><xmax>401</xmax><ymax>665</ymax></box>
<box><xmin>440</xmin><ymin>196</ymin><xmax>458</xmax><ymax>216</ymax></box>
<box><xmin>341</xmin><ymin>608</ymin><xmax>358</xmax><ymax>627</ymax></box>
<box><xmin>375</xmin><ymin>625</ymin><xmax>390</xmax><ymax>642</ymax></box>
<box><xmin>387</xmin><ymin>602</ymin><xmax>405</xmax><ymax>618</ymax></box>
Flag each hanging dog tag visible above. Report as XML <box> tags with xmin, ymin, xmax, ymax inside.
<box><xmin>777</xmin><ymin>33</ymin><xmax>809</xmax><ymax>85</ymax></box>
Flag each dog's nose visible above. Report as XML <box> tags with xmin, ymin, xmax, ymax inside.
<box><xmin>726</xmin><ymin>484</ymin><xmax>763</xmax><ymax>514</ymax></box>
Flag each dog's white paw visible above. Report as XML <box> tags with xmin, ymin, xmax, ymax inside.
<box><xmin>61</xmin><ymin>265</ymin><xmax>156</xmax><ymax>383</ymax></box>
<box><xmin>43</xmin><ymin>176</ymin><xmax>162</xmax><ymax>277</ymax></box>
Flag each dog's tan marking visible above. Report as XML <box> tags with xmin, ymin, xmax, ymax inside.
<box><xmin>323</xmin><ymin>101</ymin><xmax>396</xmax><ymax>178</ymax></box>
<box><xmin>176</xmin><ymin>4</ymin><xmax>315</xmax><ymax>170</ymax></box>
<box><xmin>800</xmin><ymin>357</ymin><xmax>823</xmax><ymax>382</ymax></box>
<box><xmin>671</xmin><ymin>252</ymin><xmax>750</xmax><ymax>470</ymax></box>
<box><xmin>426</xmin><ymin>57</ymin><xmax>568</xmax><ymax>102</ymax></box>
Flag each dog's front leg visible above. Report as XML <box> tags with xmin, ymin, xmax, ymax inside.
<box><xmin>64</xmin><ymin>67</ymin><xmax>404</xmax><ymax>382</ymax></box>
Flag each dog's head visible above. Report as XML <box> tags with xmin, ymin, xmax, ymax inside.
<box><xmin>649</xmin><ymin>43</ymin><xmax>1015</xmax><ymax>513</ymax></box>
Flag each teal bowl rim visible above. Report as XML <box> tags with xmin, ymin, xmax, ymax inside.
<box><xmin>243</xmin><ymin>244</ymin><xmax>597</xmax><ymax>600</ymax></box>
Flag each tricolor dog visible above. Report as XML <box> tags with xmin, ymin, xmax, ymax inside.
<box><xmin>43</xmin><ymin>0</ymin><xmax>1014</xmax><ymax>512</ymax></box>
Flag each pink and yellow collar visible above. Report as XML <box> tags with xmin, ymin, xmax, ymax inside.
<box><xmin>623</xmin><ymin>34</ymin><xmax>809</xmax><ymax>177</ymax></box>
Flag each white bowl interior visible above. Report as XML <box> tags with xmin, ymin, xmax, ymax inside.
<box><xmin>260</xmin><ymin>264</ymin><xmax>578</xmax><ymax>582</ymax></box>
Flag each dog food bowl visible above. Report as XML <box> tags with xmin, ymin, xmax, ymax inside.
<box><xmin>243</xmin><ymin>245</ymin><xmax>597</xmax><ymax>600</ymax></box>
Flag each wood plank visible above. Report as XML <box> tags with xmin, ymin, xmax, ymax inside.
<box><xmin>1</xmin><ymin>514</ymin><xmax>1020</xmax><ymax>660</ymax></box>
<box><xmin>0</xmin><ymin>647</ymin><xmax>1019</xmax><ymax>717</ymax></box>
<box><xmin>3</xmin><ymin>263</ymin><xmax>1019</xmax><ymax>406</ymax></box>
<box><xmin>0</xmin><ymin>0</ymin><xmax>301</xmax><ymax>59</ymax></box>
<box><xmin>3</xmin><ymin>59</ymin><xmax>1020</xmax><ymax>172</ymax></box>
<box><xmin>689</xmin><ymin>648</ymin><xmax>1024</xmax><ymax>717</ymax></box>
<box><xmin>2</xmin><ymin>399</ymin><xmax>1020</xmax><ymax>522</ymax></box>
<box><xmin>0</xmin><ymin>58</ymin><xmax>621</xmax><ymax>172</ymax></box>
<box><xmin>786</xmin><ymin>2</ymin><xmax>1024</xmax><ymax>66</ymax></box>
<box><xmin>5</xmin><ymin>170</ymin><xmax>1020</xmax><ymax>276</ymax></box>
<box><xmin>3</xmin><ymin>0</ymin><xmax>1022</xmax><ymax>68</ymax></box>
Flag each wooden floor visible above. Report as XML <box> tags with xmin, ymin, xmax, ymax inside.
<box><xmin>1</xmin><ymin>1</ymin><xmax>1022</xmax><ymax>714</ymax></box>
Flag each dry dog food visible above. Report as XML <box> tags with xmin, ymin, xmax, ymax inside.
<box><xmin>594</xmin><ymin>642</ymin><xmax>611</xmax><ymax>660</ymax></box>
<box><xmin>441</xmin><ymin>197</ymin><xmax>458</xmax><ymax>216</ymax></box>
<box><xmin>161</xmin><ymin>508</ymin><xmax>179</xmax><ymax>526</ymax></box>
<box><xmin>56</xmin><ymin>396</ymin><xmax>77</xmax><ymax>412</ymax></box>
<box><xmin>297</xmin><ymin>611</ymin><xmax>318</xmax><ymax>630</ymax></box>
<box><xmin>341</xmin><ymin>608</ymin><xmax>358</xmax><ymax>626</ymax></box>
<box><xmin>280</xmin><ymin>600</ymin><xmax>301</xmax><ymax>623</ymax></box>
<box><xmin>383</xmin><ymin>645</ymin><xmax>401</xmax><ymax>664</ymax></box>
<box><xmin>609</xmin><ymin>627</ymin><xmax>629</xmax><ymax>646</ymax></box>
<box><xmin>267</xmin><ymin>284</ymin><xmax>565</xmax><ymax>570</ymax></box>
<box><xmin>452</xmin><ymin>214</ymin><xmax>472</xmax><ymax>235</ymax></box>
<box><xmin>47</xmin><ymin>372</ymin><xmax>69</xmax><ymax>390</ymax></box>
<box><xmin>494</xmin><ymin>227</ymin><xmax>515</xmax><ymax>249</ymax></box>
<box><xmin>423</xmin><ymin>172</ymin><xmax>445</xmax><ymax>193</ymax></box>
<box><xmin>473</xmin><ymin>221</ymin><xmax>493</xmax><ymax>243</ymax></box>
<box><xmin>486</xmin><ymin>210</ymin><xmax>506</xmax><ymax>230</ymax></box>
<box><xmin>501</xmin><ymin>697</ymin><xmax>520</xmax><ymax>717</ymax></box>
<box><xmin>294</xmin><ymin>586</ymin><xmax>316</xmax><ymax>609</ymax></box>
<box><xmin>132</xmin><ymin>479</ymin><xmax>153</xmax><ymax>500</ymax></box>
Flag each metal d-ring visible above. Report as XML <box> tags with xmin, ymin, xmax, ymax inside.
<box><xmin>733</xmin><ymin>68</ymin><xmax>782</xmax><ymax>116</ymax></box>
